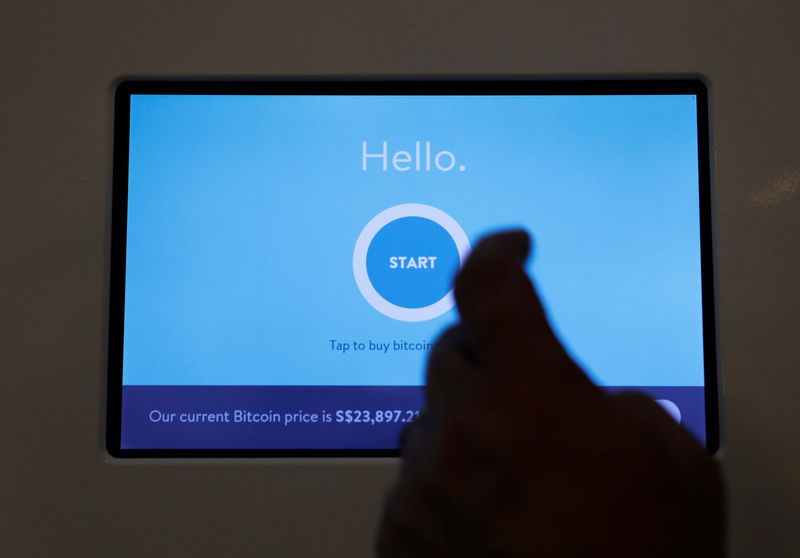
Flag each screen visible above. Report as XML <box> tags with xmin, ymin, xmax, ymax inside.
<box><xmin>107</xmin><ymin>80</ymin><xmax>718</xmax><ymax>456</ymax></box>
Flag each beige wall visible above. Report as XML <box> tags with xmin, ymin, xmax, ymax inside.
<box><xmin>2</xmin><ymin>2</ymin><xmax>798</xmax><ymax>556</ymax></box>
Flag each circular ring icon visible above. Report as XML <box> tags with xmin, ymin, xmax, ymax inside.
<box><xmin>353</xmin><ymin>204</ymin><xmax>470</xmax><ymax>322</ymax></box>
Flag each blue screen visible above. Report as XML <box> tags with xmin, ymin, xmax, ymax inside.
<box><xmin>119</xmin><ymin>93</ymin><xmax>707</xmax><ymax>450</ymax></box>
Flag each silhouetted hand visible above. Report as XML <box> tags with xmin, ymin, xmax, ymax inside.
<box><xmin>376</xmin><ymin>230</ymin><xmax>724</xmax><ymax>558</ymax></box>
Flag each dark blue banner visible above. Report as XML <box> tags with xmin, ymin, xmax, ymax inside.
<box><xmin>121</xmin><ymin>385</ymin><xmax>705</xmax><ymax>450</ymax></box>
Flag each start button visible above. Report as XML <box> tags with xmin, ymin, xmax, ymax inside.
<box><xmin>353</xmin><ymin>204</ymin><xmax>470</xmax><ymax>322</ymax></box>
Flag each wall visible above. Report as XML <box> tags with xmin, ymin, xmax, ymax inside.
<box><xmin>2</xmin><ymin>2</ymin><xmax>798</xmax><ymax>556</ymax></box>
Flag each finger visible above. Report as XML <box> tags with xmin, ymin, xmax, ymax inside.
<box><xmin>455</xmin><ymin>230</ymin><xmax>548</xmax><ymax>361</ymax></box>
<box><xmin>425</xmin><ymin>324</ymin><xmax>482</xmax><ymax>416</ymax></box>
<box><xmin>454</xmin><ymin>230</ymin><xmax>586</xmax><ymax>386</ymax></box>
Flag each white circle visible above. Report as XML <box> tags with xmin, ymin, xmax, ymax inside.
<box><xmin>656</xmin><ymin>399</ymin><xmax>682</xmax><ymax>423</ymax></box>
<box><xmin>353</xmin><ymin>204</ymin><xmax>470</xmax><ymax>322</ymax></box>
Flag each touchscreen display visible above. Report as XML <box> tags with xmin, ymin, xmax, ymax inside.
<box><xmin>107</xmin><ymin>80</ymin><xmax>718</xmax><ymax>456</ymax></box>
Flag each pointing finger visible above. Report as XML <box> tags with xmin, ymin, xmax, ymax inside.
<box><xmin>425</xmin><ymin>325</ymin><xmax>480</xmax><ymax>417</ymax></box>
<box><xmin>454</xmin><ymin>230</ymin><xmax>591</xmax><ymax>388</ymax></box>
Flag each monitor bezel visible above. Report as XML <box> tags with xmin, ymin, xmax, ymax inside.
<box><xmin>107</xmin><ymin>78</ymin><xmax>719</xmax><ymax>458</ymax></box>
